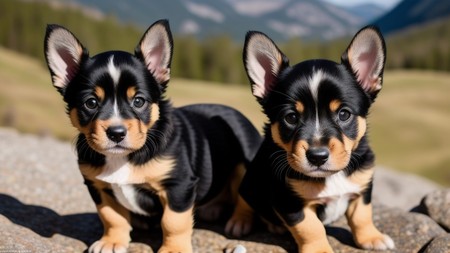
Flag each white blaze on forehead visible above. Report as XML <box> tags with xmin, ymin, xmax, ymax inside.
<box><xmin>112</xmin><ymin>99</ymin><xmax>122</xmax><ymax>121</ymax></box>
<box><xmin>106</xmin><ymin>56</ymin><xmax>123</xmax><ymax>121</ymax></box>
<box><xmin>308</xmin><ymin>70</ymin><xmax>324</xmax><ymax>102</ymax></box>
<box><xmin>308</xmin><ymin>70</ymin><xmax>326</xmax><ymax>133</ymax></box>
<box><xmin>107</xmin><ymin>55</ymin><xmax>121</xmax><ymax>85</ymax></box>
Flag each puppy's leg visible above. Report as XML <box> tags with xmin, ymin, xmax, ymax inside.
<box><xmin>225</xmin><ymin>195</ymin><xmax>254</xmax><ymax>237</ymax></box>
<box><xmin>287</xmin><ymin>206</ymin><xmax>333</xmax><ymax>253</ymax></box>
<box><xmin>158</xmin><ymin>194</ymin><xmax>194</xmax><ymax>253</ymax></box>
<box><xmin>346</xmin><ymin>196</ymin><xmax>394</xmax><ymax>250</ymax></box>
<box><xmin>88</xmin><ymin>189</ymin><xmax>132</xmax><ymax>253</ymax></box>
<box><xmin>198</xmin><ymin>163</ymin><xmax>246</xmax><ymax>222</ymax></box>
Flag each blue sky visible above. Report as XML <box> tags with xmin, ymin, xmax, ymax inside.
<box><xmin>323</xmin><ymin>0</ymin><xmax>402</xmax><ymax>9</ymax></box>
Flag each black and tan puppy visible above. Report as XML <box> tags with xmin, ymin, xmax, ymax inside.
<box><xmin>226</xmin><ymin>26</ymin><xmax>394</xmax><ymax>252</ymax></box>
<box><xmin>44</xmin><ymin>20</ymin><xmax>261</xmax><ymax>253</ymax></box>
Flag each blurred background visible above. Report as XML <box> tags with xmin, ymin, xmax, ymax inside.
<box><xmin>0</xmin><ymin>0</ymin><xmax>449</xmax><ymax>186</ymax></box>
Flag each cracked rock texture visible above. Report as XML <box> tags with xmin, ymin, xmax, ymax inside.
<box><xmin>0</xmin><ymin>128</ymin><xmax>448</xmax><ymax>253</ymax></box>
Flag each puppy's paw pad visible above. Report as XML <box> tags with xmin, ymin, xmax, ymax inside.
<box><xmin>359</xmin><ymin>234</ymin><xmax>395</xmax><ymax>250</ymax></box>
<box><xmin>225</xmin><ymin>216</ymin><xmax>253</xmax><ymax>238</ymax></box>
<box><xmin>89</xmin><ymin>240</ymin><xmax>127</xmax><ymax>253</ymax></box>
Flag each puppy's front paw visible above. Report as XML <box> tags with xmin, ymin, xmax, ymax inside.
<box><xmin>358</xmin><ymin>233</ymin><xmax>395</xmax><ymax>250</ymax></box>
<box><xmin>88</xmin><ymin>239</ymin><xmax>128</xmax><ymax>253</ymax></box>
<box><xmin>225</xmin><ymin>214</ymin><xmax>253</xmax><ymax>238</ymax></box>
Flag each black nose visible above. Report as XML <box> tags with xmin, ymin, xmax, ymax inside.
<box><xmin>106</xmin><ymin>125</ymin><xmax>127</xmax><ymax>143</ymax></box>
<box><xmin>306</xmin><ymin>147</ymin><xmax>329</xmax><ymax>166</ymax></box>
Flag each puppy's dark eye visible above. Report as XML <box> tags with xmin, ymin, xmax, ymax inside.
<box><xmin>285</xmin><ymin>113</ymin><xmax>298</xmax><ymax>125</ymax></box>
<box><xmin>132</xmin><ymin>97</ymin><xmax>146</xmax><ymax>108</ymax></box>
<box><xmin>338</xmin><ymin>108</ymin><xmax>352</xmax><ymax>122</ymax></box>
<box><xmin>84</xmin><ymin>98</ymin><xmax>98</xmax><ymax>110</ymax></box>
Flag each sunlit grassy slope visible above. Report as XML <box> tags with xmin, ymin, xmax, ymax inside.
<box><xmin>1</xmin><ymin>47</ymin><xmax>449</xmax><ymax>185</ymax></box>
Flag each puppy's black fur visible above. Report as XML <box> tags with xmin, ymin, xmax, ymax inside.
<box><xmin>44</xmin><ymin>20</ymin><xmax>261</xmax><ymax>253</ymax></box>
<box><xmin>226</xmin><ymin>26</ymin><xmax>394</xmax><ymax>252</ymax></box>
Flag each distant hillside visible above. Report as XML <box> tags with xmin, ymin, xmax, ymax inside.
<box><xmin>1</xmin><ymin>0</ymin><xmax>449</xmax><ymax>86</ymax></box>
<box><xmin>63</xmin><ymin>0</ymin><xmax>384</xmax><ymax>41</ymax></box>
<box><xmin>347</xmin><ymin>3</ymin><xmax>386</xmax><ymax>22</ymax></box>
<box><xmin>374</xmin><ymin>0</ymin><xmax>450</xmax><ymax>34</ymax></box>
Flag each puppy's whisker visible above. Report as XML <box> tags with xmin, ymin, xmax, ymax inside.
<box><xmin>271</xmin><ymin>151</ymin><xmax>290</xmax><ymax>181</ymax></box>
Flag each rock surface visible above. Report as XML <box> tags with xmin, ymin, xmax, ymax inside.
<box><xmin>422</xmin><ymin>234</ymin><xmax>450</xmax><ymax>253</ymax></box>
<box><xmin>416</xmin><ymin>189</ymin><xmax>450</xmax><ymax>231</ymax></box>
<box><xmin>0</xmin><ymin>128</ymin><xmax>449</xmax><ymax>253</ymax></box>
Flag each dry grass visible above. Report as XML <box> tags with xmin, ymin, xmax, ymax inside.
<box><xmin>1</xmin><ymin>47</ymin><xmax>449</xmax><ymax>185</ymax></box>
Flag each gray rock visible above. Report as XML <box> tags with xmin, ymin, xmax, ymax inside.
<box><xmin>0</xmin><ymin>128</ymin><xmax>447</xmax><ymax>253</ymax></box>
<box><xmin>422</xmin><ymin>234</ymin><xmax>450</xmax><ymax>253</ymax></box>
<box><xmin>372</xmin><ymin>167</ymin><xmax>441</xmax><ymax>211</ymax></box>
<box><xmin>417</xmin><ymin>189</ymin><xmax>450</xmax><ymax>231</ymax></box>
<box><xmin>327</xmin><ymin>205</ymin><xmax>446</xmax><ymax>253</ymax></box>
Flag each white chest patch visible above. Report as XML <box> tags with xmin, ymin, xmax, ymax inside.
<box><xmin>96</xmin><ymin>156</ymin><xmax>131</xmax><ymax>184</ymax></box>
<box><xmin>290</xmin><ymin>171</ymin><xmax>361</xmax><ymax>225</ymax></box>
<box><xmin>111</xmin><ymin>184</ymin><xmax>149</xmax><ymax>216</ymax></box>
<box><xmin>97</xmin><ymin>156</ymin><xmax>149</xmax><ymax>216</ymax></box>
<box><xmin>318</xmin><ymin>171</ymin><xmax>360</xmax><ymax>199</ymax></box>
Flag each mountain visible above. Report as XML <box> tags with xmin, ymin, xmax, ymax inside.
<box><xmin>61</xmin><ymin>0</ymin><xmax>383</xmax><ymax>41</ymax></box>
<box><xmin>346</xmin><ymin>3</ymin><xmax>386</xmax><ymax>23</ymax></box>
<box><xmin>373</xmin><ymin>0</ymin><xmax>450</xmax><ymax>35</ymax></box>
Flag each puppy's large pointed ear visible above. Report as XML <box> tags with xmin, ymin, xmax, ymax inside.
<box><xmin>44</xmin><ymin>24</ymin><xmax>88</xmax><ymax>95</ymax></box>
<box><xmin>244</xmin><ymin>31</ymin><xmax>289</xmax><ymax>101</ymax></box>
<box><xmin>342</xmin><ymin>26</ymin><xmax>386</xmax><ymax>100</ymax></box>
<box><xmin>135</xmin><ymin>19</ymin><xmax>173</xmax><ymax>86</ymax></box>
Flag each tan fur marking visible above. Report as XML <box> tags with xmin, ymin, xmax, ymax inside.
<box><xmin>122</xmin><ymin>103</ymin><xmax>159</xmax><ymax>151</ymax></box>
<box><xmin>286</xmin><ymin>206</ymin><xmax>333</xmax><ymax>252</ymax></box>
<box><xmin>295</xmin><ymin>101</ymin><xmax>304</xmax><ymax>114</ymax></box>
<box><xmin>69</xmin><ymin>108</ymin><xmax>85</xmax><ymax>133</ymax></box>
<box><xmin>122</xmin><ymin>118</ymin><xmax>147</xmax><ymax>150</ymax></box>
<box><xmin>353</xmin><ymin>117</ymin><xmax>367</xmax><ymax>150</ymax></box>
<box><xmin>128</xmin><ymin>157</ymin><xmax>175</xmax><ymax>191</ymax></box>
<box><xmin>95</xmin><ymin>86</ymin><xmax>105</xmax><ymax>102</ymax></box>
<box><xmin>330</xmin><ymin>136</ymin><xmax>352</xmax><ymax>170</ymax></box>
<box><xmin>82</xmin><ymin>175</ymin><xmax>132</xmax><ymax>249</ymax></box>
<box><xmin>329</xmin><ymin>99</ymin><xmax>341</xmax><ymax>112</ymax></box>
<box><xmin>289</xmin><ymin>140</ymin><xmax>309</xmax><ymax>173</ymax></box>
<box><xmin>126</xmin><ymin>86</ymin><xmax>136</xmax><ymax>100</ymax></box>
<box><xmin>346</xmin><ymin>196</ymin><xmax>387</xmax><ymax>249</ymax></box>
<box><xmin>159</xmin><ymin>192</ymin><xmax>194</xmax><ymax>253</ymax></box>
<box><xmin>88</xmin><ymin>119</ymin><xmax>113</xmax><ymax>152</ymax></box>
<box><xmin>288</xmin><ymin>179</ymin><xmax>326</xmax><ymax>203</ymax></box>
<box><xmin>80</xmin><ymin>163</ymin><xmax>103</xmax><ymax>180</ymax></box>
<box><xmin>292</xmin><ymin>140</ymin><xmax>308</xmax><ymax>158</ymax></box>
<box><xmin>271</xmin><ymin>122</ymin><xmax>293</xmax><ymax>152</ymax></box>
<box><xmin>97</xmin><ymin>191</ymin><xmax>132</xmax><ymax>246</ymax></box>
<box><xmin>347</xmin><ymin>167</ymin><xmax>374</xmax><ymax>187</ymax></box>
<box><xmin>80</xmin><ymin>157</ymin><xmax>175</xmax><ymax>192</ymax></box>
<box><xmin>149</xmin><ymin>103</ymin><xmax>160</xmax><ymax>128</ymax></box>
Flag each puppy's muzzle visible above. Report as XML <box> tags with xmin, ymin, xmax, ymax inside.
<box><xmin>106</xmin><ymin>125</ymin><xmax>127</xmax><ymax>143</ymax></box>
<box><xmin>306</xmin><ymin>147</ymin><xmax>329</xmax><ymax>167</ymax></box>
